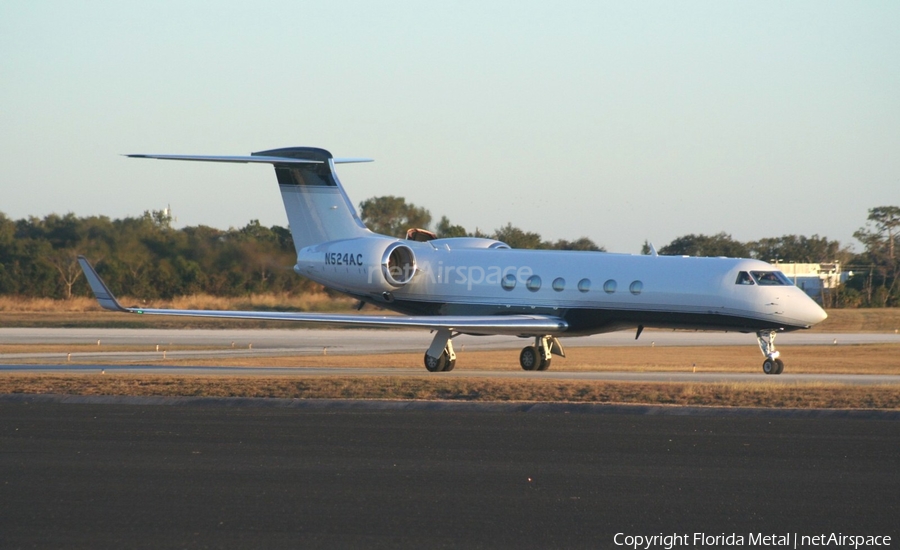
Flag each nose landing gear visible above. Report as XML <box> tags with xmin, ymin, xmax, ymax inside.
<box><xmin>757</xmin><ymin>330</ymin><xmax>784</xmax><ymax>375</ymax></box>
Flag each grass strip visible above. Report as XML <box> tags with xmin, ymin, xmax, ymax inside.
<box><xmin>1</xmin><ymin>374</ymin><xmax>897</xmax><ymax>409</ymax></box>
<box><xmin>19</xmin><ymin>344</ymin><xmax>898</xmax><ymax>375</ymax></box>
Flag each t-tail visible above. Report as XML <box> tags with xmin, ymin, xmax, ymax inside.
<box><xmin>126</xmin><ymin>147</ymin><xmax>374</xmax><ymax>255</ymax></box>
<box><xmin>256</xmin><ymin>147</ymin><xmax>371</xmax><ymax>254</ymax></box>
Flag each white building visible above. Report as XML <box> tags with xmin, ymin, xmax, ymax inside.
<box><xmin>773</xmin><ymin>262</ymin><xmax>849</xmax><ymax>304</ymax></box>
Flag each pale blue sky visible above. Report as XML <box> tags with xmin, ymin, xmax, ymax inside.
<box><xmin>2</xmin><ymin>1</ymin><xmax>898</xmax><ymax>253</ymax></box>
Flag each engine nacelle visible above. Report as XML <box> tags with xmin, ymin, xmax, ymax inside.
<box><xmin>428</xmin><ymin>237</ymin><xmax>510</xmax><ymax>250</ymax></box>
<box><xmin>381</xmin><ymin>241</ymin><xmax>417</xmax><ymax>286</ymax></box>
<box><xmin>295</xmin><ymin>238</ymin><xmax>418</xmax><ymax>294</ymax></box>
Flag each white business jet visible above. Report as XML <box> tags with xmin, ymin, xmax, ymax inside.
<box><xmin>78</xmin><ymin>147</ymin><xmax>827</xmax><ymax>374</ymax></box>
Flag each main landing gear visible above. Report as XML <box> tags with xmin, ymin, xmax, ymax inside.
<box><xmin>757</xmin><ymin>330</ymin><xmax>784</xmax><ymax>375</ymax></box>
<box><xmin>422</xmin><ymin>331</ymin><xmax>565</xmax><ymax>372</ymax></box>
<box><xmin>519</xmin><ymin>336</ymin><xmax>565</xmax><ymax>371</ymax></box>
<box><xmin>424</xmin><ymin>329</ymin><xmax>456</xmax><ymax>372</ymax></box>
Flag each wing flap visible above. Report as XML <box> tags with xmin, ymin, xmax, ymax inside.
<box><xmin>77</xmin><ymin>257</ymin><xmax>567</xmax><ymax>336</ymax></box>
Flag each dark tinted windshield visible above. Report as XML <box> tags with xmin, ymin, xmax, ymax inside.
<box><xmin>735</xmin><ymin>271</ymin><xmax>754</xmax><ymax>285</ymax></box>
<box><xmin>751</xmin><ymin>271</ymin><xmax>793</xmax><ymax>286</ymax></box>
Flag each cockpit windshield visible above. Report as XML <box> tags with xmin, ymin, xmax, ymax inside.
<box><xmin>750</xmin><ymin>271</ymin><xmax>793</xmax><ymax>286</ymax></box>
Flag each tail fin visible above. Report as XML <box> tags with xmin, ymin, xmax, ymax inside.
<box><xmin>253</xmin><ymin>147</ymin><xmax>370</xmax><ymax>254</ymax></box>
<box><xmin>127</xmin><ymin>147</ymin><xmax>373</xmax><ymax>255</ymax></box>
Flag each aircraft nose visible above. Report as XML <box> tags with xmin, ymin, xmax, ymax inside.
<box><xmin>800</xmin><ymin>297</ymin><xmax>828</xmax><ymax>327</ymax></box>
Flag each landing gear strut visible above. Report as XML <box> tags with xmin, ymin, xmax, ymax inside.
<box><xmin>424</xmin><ymin>329</ymin><xmax>456</xmax><ymax>372</ymax></box>
<box><xmin>423</xmin><ymin>331</ymin><xmax>566</xmax><ymax>373</ymax></box>
<box><xmin>519</xmin><ymin>336</ymin><xmax>565</xmax><ymax>371</ymax></box>
<box><xmin>757</xmin><ymin>330</ymin><xmax>784</xmax><ymax>375</ymax></box>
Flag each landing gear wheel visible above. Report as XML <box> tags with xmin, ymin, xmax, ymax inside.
<box><xmin>425</xmin><ymin>352</ymin><xmax>453</xmax><ymax>372</ymax></box>
<box><xmin>520</xmin><ymin>346</ymin><xmax>551</xmax><ymax>371</ymax></box>
<box><xmin>762</xmin><ymin>357</ymin><xmax>785</xmax><ymax>375</ymax></box>
<box><xmin>757</xmin><ymin>330</ymin><xmax>784</xmax><ymax>375</ymax></box>
<box><xmin>520</xmin><ymin>346</ymin><xmax>538</xmax><ymax>371</ymax></box>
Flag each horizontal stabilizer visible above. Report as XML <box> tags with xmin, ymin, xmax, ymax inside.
<box><xmin>77</xmin><ymin>257</ymin><xmax>567</xmax><ymax>337</ymax></box>
<box><xmin>126</xmin><ymin>154</ymin><xmax>373</xmax><ymax>165</ymax></box>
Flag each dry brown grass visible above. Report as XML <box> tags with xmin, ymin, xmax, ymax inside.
<box><xmin>151</xmin><ymin>292</ymin><xmax>355</xmax><ymax>312</ymax></box>
<box><xmin>4</xmin><ymin>344</ymin><xmax>897</xmax><ymax>409</ymax></box>
<box><xmin>7</xmin><ymin>343</ymin><xmax>900</xmax><ymax>374</ymax></box>
<box><xmin>1</xmin><ymin>373</ymin><xmax>897</xmax><ymax>409</ymax></box>
<box><xmin>0</xmin><ymin>296</ymin><xmax>100</xmax><ymax>312</ymax></box>
<box><xmin>811</xmin><ymin>308</ymin><xmax>900</xmax><ymax>333</ymax></box>
<box><xmin>117</xmin><ymin>344</ymin><xmax>900</xmax><ymax>375</ymax></box>
<box><xmin>0</xmin><ymin>293</ymin><xmax>355</xmax><ymax>313</ymax></box>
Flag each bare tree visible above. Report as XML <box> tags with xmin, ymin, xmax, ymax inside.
<box><xmin>44</xmin><ymin>249</ymin><xmax>84</xmax><ymax>300</ymax></box>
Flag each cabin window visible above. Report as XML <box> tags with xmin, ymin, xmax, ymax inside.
<box><xmin>603</xmin><ymin>279</ymin><xmax>617</xmax><ymax>294</ymax></box>
<box><xmin>577</xmin><ymin>278</ymin><xmax>591</xmax><ymax>292</ymax></box>
<box><xmin>501</xmin><ymin>273</ymin><xmax>517</xmax><ymax>290</ymax></box>
<box><xmin>552</xmin><ymin>277</ymin><xmax>566</xmax><ymax>292</ymax></box>
<box><xmin>751</xmin><ymin>271</ymin><xmax>792</xmax><ymax>286</ymax></box>
<box><xmin>735</xmin><ymin>271</ymin><xmax>755</xmax><ymax>285</ymax></box>
<box><xmin>630</xmin><ymin>281</ymin><xmax>643</xmax><ymax>295</ymax></box>
<box><xmin>526</xmin><ymin>275</ymin><xmax>542</xmax><ymax>292</ymax></box>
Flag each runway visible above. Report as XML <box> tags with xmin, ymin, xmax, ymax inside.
<box><xmin>3</xmin><ymin>362</ymin><xmax>900</xmax><ymax>385</ymax></box>
<box><xmin>2</xmin><ymin>327</ymin><xmax>899</xmax><ymax>363</ymax></box>
<box><xmin>3</xmin><ymin>327</ymin><xmax>899</xmax><ymax>384</ymax></box>
<box><xmin>1</xmin><ymin>396</ymin><xmax>897</xmax><ymax>549</ymax></box>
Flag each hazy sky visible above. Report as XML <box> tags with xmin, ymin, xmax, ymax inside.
<box><xmin>2</xmin><ymin>1</ymin><xmax>898</xmax><ymax>254</ymax></box>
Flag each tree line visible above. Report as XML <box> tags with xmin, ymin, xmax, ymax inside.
<box><xmin>0</xmin><ymin>211</ymin><xmax>308</xmax><ymax>300</ymax></box>
<box><xmin>1</xmin><ymin>200</ymin><xmax>896</xmax><ymax>307</ymax></box>
<box><xmin>636</xmin><ymin>206</ymin><xmax>899</xmax><ymax>307</ymax></box>
<box><xmin>358</xmin><ymin>196</ymin><xmax>605</xmax><ymax>251</ymax></box>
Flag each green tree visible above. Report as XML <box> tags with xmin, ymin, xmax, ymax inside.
<box><xmin>548</xmin><ymin>237</ymin><xmax>605</xmax><ymax>252</ymax></box>
<box><xmin>492</xmin><ymin>223</ymin><xmax>544</xmax><ymax>249</ymax></box>
<box><xmin>435</xmin><ymin>216</ymin><xmax>468</xmax><ymax>238</ymax></box>
<box><xmin>659</xmin><ymin>233</ymin><xmax>749</xmax><ymax>258</ymax></box>
<box><xmin>359</xmin><ymin>196</ymin><xmax>432</xmax><ymax>238</ymax></box>
<box><xmin>749</xmin><ymin>234</ymin><xmax>851</xmax><ymax>264</ymax></box>
<box><xmin>853</xmin><ymin>206</ymin><xmax>900</xmax><ymax>307</ymax></box>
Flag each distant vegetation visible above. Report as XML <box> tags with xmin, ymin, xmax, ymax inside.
<box><xmin>0</xmin><ymin>202</ymin><xmax>896</xmax><ymax>307</ymax></box>
<box><xmin>638</xmin><ymin>206</ymin><xmax>899</xmax><ymax>308</ymax></box>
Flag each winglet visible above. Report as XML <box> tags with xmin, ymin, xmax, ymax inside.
<box><xmin>77</xmin><ymin>256</ymin><xmax>129</xmax><ymax>313</ymax></box>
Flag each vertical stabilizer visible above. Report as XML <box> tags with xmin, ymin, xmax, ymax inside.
<box><xmin>253</xmin><ymin>147</ymin><xmax>370</xmax><ymax>254</ymax></box>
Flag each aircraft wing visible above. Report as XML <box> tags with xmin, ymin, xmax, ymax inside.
<box><xmin>77</xmin><ymin>257</ymin><xmax>568</xmax><ymax>337</ymax></box>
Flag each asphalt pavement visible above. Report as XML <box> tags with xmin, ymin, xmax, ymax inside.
<box><xmin>0</xmin><ymin>397</ymin><xmax>897</xmax><ymax>549</ymax></box>
<box><xmin>2</xmin><ymin>327</ymin><xmax>899</xmax><ymax>364</ymax></box>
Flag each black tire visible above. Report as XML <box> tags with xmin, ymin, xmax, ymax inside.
<box><xmin>774</xmin><ymin>358</ymin><xmax>784</xmax><ymax>375</ymax></box>
<box><xmin>443</xmin><ymin>359</ymin><xmax>456</xmax><ymax>372</ymax></box>
<box><xmin>537</xmin><ymin>356</ymin><xmax>551</xmax><ymax>371</ymax></box>
<box><xmin>762</xmin><ymin>358</ymin><xmax>775</xmax><ymax>375</ymax></box>
<box><xmin>425</xmin><ymin>352</ymin><xmax>448</xmax><ymax>372</ymax></box>
<box><xmin>519</xmin><ymin>346</ymin><xmax>538</xmax><ymax>371</ymax></box>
